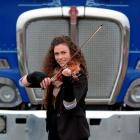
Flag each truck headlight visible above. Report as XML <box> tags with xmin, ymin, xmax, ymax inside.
<box><xmin>131</xmin><ymin>86</ymin><xmax>140</xmax><ymax>102</ymax></box>
<box><xmin>0</xmin><ymin>77</ymin><xmax>22</xmax><ymax>108</ymax></box>
<box><xmin>0</xmin><ymin>86</ymin><xmax>16</xmax><ymax>103</ymax></box>
<box><xmin>124</xmin><ymin>79</ymin><xmax>140</xmax><ymax>108</ymax></box>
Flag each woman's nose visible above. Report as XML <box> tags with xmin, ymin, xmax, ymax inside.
<box><xmin>58</xmin><ymin>54</ymin><xmax>63</xmax><ymax>59</ymax></box>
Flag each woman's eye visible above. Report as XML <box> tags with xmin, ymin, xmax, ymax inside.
<box><xmin>54</xmin><ymin>53</ymin><xmax>59</xmax><ymax>56</ymax></box>
<box><xmin>62</xmin><ymin>51</ymin><xmax>66</xmax><ymax>54</ymax></box>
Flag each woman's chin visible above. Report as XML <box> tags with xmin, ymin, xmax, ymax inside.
<box><xmin>60</xmin><ymin>64</ymin><xmax>65</xmax><ymax>67</ymax></box>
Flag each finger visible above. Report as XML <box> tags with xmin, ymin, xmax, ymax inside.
<box><xmin>40</xmin><ymin>82</ymin><xmax>43</xmax><ymax>88</ymax></box>
<box><xmin>40</xmin><ymin>80</ymin><xmax>46</xmax><ymax>88</ymax></box>
<box><xmin>44</xmin><ymin>78</ymin><xmax>49</xmax><ymax>88</ymax></box>
<box><xmin>42</xmin><ymin>79</ymin><xmax>47</xmax><ymax>88</ymax></box>
<box><xmin>40</xmin><ymin>82</ymin><xmax>45</xmax><ymax>89</ymax></box>
<box><xmin>44</xmin><ymin>78</ymin><xmax>51</xmax><ymax>88</ymax></box>
<box><xmin>47</xmin><ymin>78</ymin><xmax>51</xmax><ymax>85</ymax></box>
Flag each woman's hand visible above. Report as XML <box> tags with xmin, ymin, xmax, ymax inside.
<box><xmin>40</xmin><ymin>77</ymin><xmax>51</xmax><ymax>89</ymax></box>
<box><xmin>62</xmin><ymin>68</ymin><xmax>72</xmax><ymax>77</ymax></box>
<box><xmin>20</xmin><ymin>75</ymin><xmax>31</xmax><ymax>86</ymax></box>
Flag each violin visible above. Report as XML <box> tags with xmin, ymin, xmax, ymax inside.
<box><xmin>67</xmin><ymin>61</ymin><xmax>80</xmax><ymax>75</ymax></box>
<box><xmin>51</xmin><ymin>61</ymin><xmax>81</xmax><ymax>82</ymax></box>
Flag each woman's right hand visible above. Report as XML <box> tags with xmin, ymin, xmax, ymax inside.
<box><xmin>40</xmin><ymin>77</ymin><xmax>51</xmax><ymax>89</ymax></box>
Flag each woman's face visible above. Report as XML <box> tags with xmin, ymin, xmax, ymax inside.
<box><xmin>54</xmin><ymin>43</ymin><xmax>71</xmax><ymax>67</ymax></box>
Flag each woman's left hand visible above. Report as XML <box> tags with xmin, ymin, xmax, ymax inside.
<box><xmin>62</xmin><ymin>68</ymin><xmax>72</xmax><ymax>77</ymax></box>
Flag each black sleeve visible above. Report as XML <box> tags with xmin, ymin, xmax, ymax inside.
<box><xmin>26</xmin><ymin>71</ymin><xmax>47</xmax><ymax>88</ymax></box>
<box><xmin>62</xmin><ymin>70</ymin><xmax>88</xmax><ymax>102</ymax></box>
<box><xmin>62</xmin><ymin>75</ymin><xmax>75</xmax><ymax>102</ymax></box>
<box><xmin>72</xmin><ymin>71</ymin><xmax>88</xmax><ymax>102</ymax></box>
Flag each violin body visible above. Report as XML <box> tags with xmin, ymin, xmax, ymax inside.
<box><xmin>52</xmin><ymin>61</ymin><xmax>81</xmax><ymax>82</ymax></box>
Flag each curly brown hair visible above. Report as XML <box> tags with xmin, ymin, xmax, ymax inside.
<box><xmin>42</xmin><ymin>35</ymin><xmax>88</xmax><ymax>77</ymax></box>
<box><xmin>42</xmin><ymin>35</ymin><xmax>88</xmax><ymax>108</ymax></box>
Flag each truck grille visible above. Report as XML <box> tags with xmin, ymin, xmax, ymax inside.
<box><xmin>78</xmin><ymin>19</ymin><xmax>121</xmax><ymax>102</ymax></box>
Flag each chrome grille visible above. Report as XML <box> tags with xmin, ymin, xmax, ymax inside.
<box><xmin>78</xmin><ymin>19</ymin><xmax>121</xmax><ymax>101</ymax></box>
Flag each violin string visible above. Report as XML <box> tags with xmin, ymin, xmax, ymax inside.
<box><xmin>51</xmin><ymin>24</ymin><xmax>103</xmax><ymax>82</ymax></box>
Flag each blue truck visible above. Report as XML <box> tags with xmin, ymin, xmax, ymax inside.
<box><xmin>0</xmin><ymin>1</ymin><xmax>140</xmax><ymax>139</ymax></box>
<box><xmin>0</xmin><ymin>0</ymin><xmax>140</xmax><ymax>110</ymax></box>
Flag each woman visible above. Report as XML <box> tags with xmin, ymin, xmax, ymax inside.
<box><xmin>20</xmin><ymin>35</ymin><xmax>90</xmax><ymax>140</ymax></box>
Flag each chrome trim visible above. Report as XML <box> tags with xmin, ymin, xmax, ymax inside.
<box><xmin>84</xmin><ymin>7</ymin><xmax>130</xmax><ymax>105</ymax></box>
